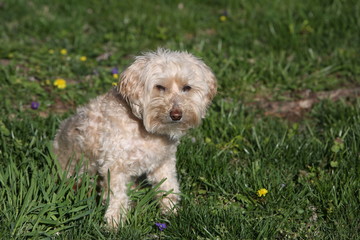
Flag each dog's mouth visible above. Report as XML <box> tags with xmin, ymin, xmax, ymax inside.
<box><xmin>162</xmin><ymin>115</ymin><xmax>183</xmax><ymax>125</ymax></box>
<box><xmin>143</xmin><ymin>103</ymin><xmax>202</xmax><ymax>137</ymax></box>
<box><xmin>167</xmin><ymin>120</ymin><xmax>182</xmax><ymax>124</ymax></box>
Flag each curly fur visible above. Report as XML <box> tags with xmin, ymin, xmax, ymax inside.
<box><xmin>53</xmin><ymin>49</ymin><xmax>217</xmax><ymax>228</ymax></box>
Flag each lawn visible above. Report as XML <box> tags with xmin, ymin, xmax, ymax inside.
<box><xmin>1</xmin><ymin>0</ymin><xmax>360</xmax><ymax>239</ymax></box>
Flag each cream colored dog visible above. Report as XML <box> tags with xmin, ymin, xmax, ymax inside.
<box><xmin>53</xmin><ymin>49</ymin><xmax>217</xmax><ymax>227</ymax></box>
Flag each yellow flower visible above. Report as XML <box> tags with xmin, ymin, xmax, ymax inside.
<box><xmin>113</xmin><ymin>73</ymin><xmax>119</xmax><ymax>79</ymax></box>
<box><xmin>54</xmin><ymin>78</ymin><xmax>67</xmax><ymax>89</ymax></box>
<box><xmin>257</xmin><ymin>188</ymin><xmax>268</xmax><ymax>197</ymax></box>
<box><xmin>80</xmin><ymin>56</ymin><xmax>87</xmax><ymax>61</ymax></box>
<box><xmin>112</xmin><ymin>82</ymin><xmax>118</xmax><ymax>86</ymax></box>
<box><xmin>219</xmin><ymin>15</ymin><xmax>227</xmax><ymax>22</ymax></box>
<box><xmin>60</xmin><ymin>49</ymin><xmax>67</xmax><ymax>55</ymax></box>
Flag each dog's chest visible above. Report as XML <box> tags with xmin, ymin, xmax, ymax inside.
<box><xmin>99</xmin><ymin>118</ymin><xmax>178</xmax><ymax>176</ymax></box>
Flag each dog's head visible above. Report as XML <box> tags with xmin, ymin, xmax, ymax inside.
<box><xmin>118</xmin><ymin>49</ymin><xmax>217</xmax><ymax>139</ymax></box>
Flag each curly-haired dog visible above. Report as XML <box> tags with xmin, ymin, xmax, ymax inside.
<box><xmin>53</xmin><ymin>49</ymin><xmax>217</xmax><ymax>227</ymax></box>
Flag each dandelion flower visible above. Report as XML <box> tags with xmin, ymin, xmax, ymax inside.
<box><xmin>219</xmin><ymin>15</ymin><xmax>227</xmax><ymax>22</ymax></box>
<box><xmin>60</xmin><ymin>49</ymin><xmax>67</xmax><ymax>55</ymax></box>
<box><xmin>155</xmin><ymin>223</ymin><xmax>167</xmax><ymax>231</ymax></box>
<box><xmin>54</xmin><ymin>78</ymin><xmax>67</xmax><ymax>89</ymax></box>
<box><xmin>80</xmin><ymin>56</ymin><xmax>87</xmax><ymax>61</ymax></box>
<box><xmin>113</xmin><ymin>73</ymin><xmax>119</xmax><ymax>79</ymax></box>
<box><xmin>257</xmin><ymin>188</ymin><xmax>268</xmax><ymax>197</ymax></box>
<box><xmin>112</xmin><ymin>82</ymin><xmax>118</xmax><ymax>86</ymax></box>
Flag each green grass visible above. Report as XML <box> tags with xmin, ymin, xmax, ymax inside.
<box><xmin>1</xmin><ymin>0</ymin><xmax>360</xmax><ymax>239</ymax></box>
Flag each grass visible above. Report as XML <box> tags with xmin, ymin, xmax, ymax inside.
<box><xmin>0</xmin><ymin>0</ymin><xmax>360</xmax><ymax>239</ymax></box>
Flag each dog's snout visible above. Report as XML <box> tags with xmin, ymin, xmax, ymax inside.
<box><xmin>170</xmin><ymin>109</ymin><xmax>182</xmax><ymax>121</ymax></box>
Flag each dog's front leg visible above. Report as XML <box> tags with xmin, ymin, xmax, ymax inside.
<box><xmin>103</xmin><ymin>172</ymin><xmax>131</xmax><ymax>228</ymax></box>
<box><xmin>147</xmin><ymin>158</ymin><xmax>180</xmax><ymax>214</ymax></box>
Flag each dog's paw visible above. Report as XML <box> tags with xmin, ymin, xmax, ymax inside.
<box><xmin>104</xmin><ymin>208</ymin><xmax>127</xmax><ymax>229</ymax></box>
<box><xmin>160</xmin><ymin>194</ymin><xmax>180</xmax><ymax>215</ymax></box>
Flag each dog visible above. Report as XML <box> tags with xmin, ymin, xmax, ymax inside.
<box><xmin>53</xmin><ymin>49</ymin><xmax>217</xmax><ymax>228</ymax></box>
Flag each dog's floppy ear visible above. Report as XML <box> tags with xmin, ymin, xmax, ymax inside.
<box><xmin>117</xmin><ymin>57</ymin><xmax>147</xmax><ymax>119</ymax></box>
<box><xmin>203</xmin><ymin>66</ymin><xmax>217</xmax><ymax>103</ymax></box>
<box><xmin>196</xmin><ymin>61</ymin><xmax>217</xmax><ymax>117</ymax></box>
<box><xmin>189</xmin><ymin>54</ymin><xmax>217</xmax><ymax>104</ymax></box>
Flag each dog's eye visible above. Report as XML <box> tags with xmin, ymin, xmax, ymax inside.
<box><xmin>182</xmin><ymin>85</ymin><xmax>191</xmax><ymax>92</ymax></box>
<box><xmin>155</xmin><ymin>85</ymin><xmax>166</xmax><ymax>91</ymax></box>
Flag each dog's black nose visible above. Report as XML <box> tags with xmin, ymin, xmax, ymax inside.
<box><xmin>170</xmin><ymin>109</ymin><xmax>182</xmax><ymax>121</ymax></box>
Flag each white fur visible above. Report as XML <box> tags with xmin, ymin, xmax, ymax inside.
<box><xmin>53</xmin><ymin>49</ymin><xmax>217</xmax><ymax>228</ymax></box>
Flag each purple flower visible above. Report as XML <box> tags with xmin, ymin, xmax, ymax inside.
<box><xmin>221</xmin><ymin>10</ymin><xmax>229</xmax><ymax>17</ymax></box>
<box><xmin>155</xmin><ymin>222</ymin><xmax>167</xmax><ymax>231</ymax></box>
<box><xmin>111</xmin><ymin>67</ymin><xmax>119</xmax><ymax>75</ymax></box>
<box><xmin>31</xmin><ymin>101</ymin><xmax>40</xmax><ymax>110</ymax></box>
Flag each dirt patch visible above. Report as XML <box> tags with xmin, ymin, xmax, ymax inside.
<box><xmin>248</xmin><ymin>87</ymin><xmax>360</xmax><ymax>121</ymax></box>
<box><xmin>0</xmin><ymin>59</ymin><xmax>11</xmax><ymax>66</ymax></box>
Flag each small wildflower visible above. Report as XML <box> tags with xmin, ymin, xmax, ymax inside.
<box><xmin>54</xmin><ymin>78</ymin><xmax>67</xmax><ymax>89</ymax></box>
<box><xmin>48</xmin><ymin>49</ymin><xmax>54</xmax><ymax>54</ymax></box>
<box><xmin>113</xmin><ymin>73</ymin><xmax>119</xmax><ymax>79</ymax></box>
<box><xmin>80</xmin><ymin>56</ymin><xmax>87</xmax><ymax>61</ymax></box>
<box><xmin>219</xmin><ymin>15</ymin><xmax>227</xmax><ymax>22</ymax></box>
<box><xmin>257</xmin><ymin>188</ymin><xmax>268</xmax><ymax>197</ymax></box>
<box><xmin>60</xmin><ymin>49</ymin><xmax>67</xmax><ymax>55</ymax></box>
<box><xmin>155</xmin><ymin>223</ymin><xmax>167</xmax><ymax>231</ymax></box>
<box><xmin>111</xmin><ymin>67</ymin><xmax>119</xmax><ymax>75</ymax></box>
<box><xmin>112</xmin><ymin>82</ymin><xmax>118</xmax><ymax>86</ymax></box>
<box><xmin>30</xmin><ymin>101</ymin><xmax>40</xmax><ymax>110</ymax></box>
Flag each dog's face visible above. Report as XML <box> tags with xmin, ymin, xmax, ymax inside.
<box><xmin>118</xmin><ymin>49</ymin><xmax>217</xmax><ymax>139</ymax></box>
